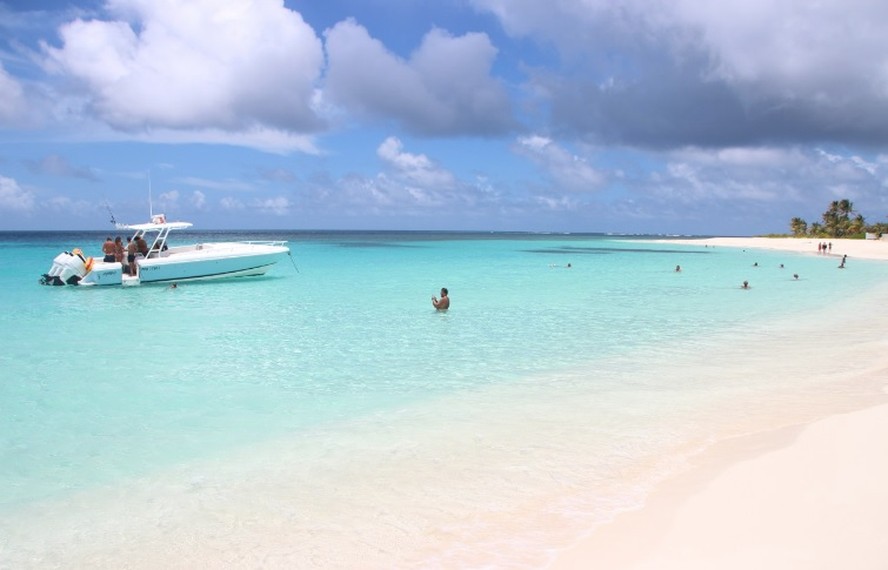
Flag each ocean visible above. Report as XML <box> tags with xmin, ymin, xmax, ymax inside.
<box><xmin>1</xmin><ymin>230</ymin><xmax>887</xmax><ymax>567</ymax></box>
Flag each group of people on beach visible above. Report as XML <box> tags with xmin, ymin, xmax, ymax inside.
<box><xmin>817</xmin><ymin>242</ymin><xmax>832</xmax><ymax>253</ymax></box>
<box><xmin>101</xmin><ymin>235</ymin><xmax>149</xmax><ymax>276</ymax></box>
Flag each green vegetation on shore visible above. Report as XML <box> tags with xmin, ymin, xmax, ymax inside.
<box><xmin>790</xmin><ymin>200</ymin><xmax>888</xmax><ymax>239</ymax></box>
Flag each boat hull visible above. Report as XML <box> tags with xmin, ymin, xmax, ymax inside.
<box><xmin>43</xmin><ymin>242</ymin><xmax>290</xmax><ymax>287</ymax></box>
<box><xmin>135</xmin><ymin>249</ymin><xmax>287</xmax><ymax>284</ymax></box>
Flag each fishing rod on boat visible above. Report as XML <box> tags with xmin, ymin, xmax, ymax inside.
<box><xmin>103</xmin><ymin>199</ymin><xmax>129</xmax><ymax>230</ymax></box>
<box><xmin>103</xmin><ymin>199</ymin><xmax>118</xmax><ymax>227</ymax></box>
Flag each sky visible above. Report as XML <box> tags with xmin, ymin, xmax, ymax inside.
<box><xmin>1</xmin><ymin>0</ymin><xmax>887</xmax><ymax>234</ymax></box>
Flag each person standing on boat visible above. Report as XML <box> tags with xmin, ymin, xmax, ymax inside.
<box><xmin>113</xmin><ymin>236</ymin><xmax>125</xmax><ymax>264</ymax></box>
<box><xmin>126</xmin><ymin>237</ymin><xmax>138</xmax><ymax>276</ymax></box>
<box><xmin>101</xmin><ymin>237</ymin><xmax>115</xmax><ymax>263</ymax></box>
<box><xmin>432</xmin><ymin>287</ymin><xmax>450</xmax><ymax>310</ymax></box>
<box><xmin>136</xmin><ymin>235</ymin><xmax>149</xmax><ymax>257</ymax></box>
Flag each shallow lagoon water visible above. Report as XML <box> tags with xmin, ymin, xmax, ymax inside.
<box><xmin>2</xmin><ymin>231</ymin><xmax>886</xmax><ymax>566</ymax></box>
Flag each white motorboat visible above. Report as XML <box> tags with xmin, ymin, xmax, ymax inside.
<box><xmin>40</xmin><ymin>215</ymin><xmax>291</xmax><ymax>286</ymax></box>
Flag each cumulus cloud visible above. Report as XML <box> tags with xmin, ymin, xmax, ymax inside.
<box><xmin>191</xmin><ymin>190</ymin><xmax>206</xmax><ymax>209</ymax></box>
<box><xmin>324</xmin><ymin>20</ymin><xmax>514</xmax><ymax>136</ymax></box>
<box><xmin>42</xmin><ymin>0</ymin><xmax>324</xmax><ymax>134</ymax></box>
<box><xmin>603</xmin><ymin>145</ymin><xmax>886</xmax><ymax>233</ymax></box>
<box><xmin>377</xmin><ymin>136</ymin><xmax>457</xmax><ymax>188</ymax></box>
<box><xmin>285</xmin><ymin>139</ymin><xmax>497</xmax><ymax>219</ymax></box>
<box><xmin>0</xmin><ymin>175</ymin><xmax>36</xmax><ymax>211</ymax></box>
<box><xmin>515</xmin><ymin>135</ymin><xmax>604</xmax><ymax>190</ymax></box>
<box><xmin>473</xmin><ymin>0</ymin><xmax>888</xmax><ymax>148</ymax></box>
<box><xmin>157</xmin><ymin>189</ymin><xmax>179</xmax><ymax>211</ymax></box>
<box><xmin>254</xmin><ymin>196</ymin><xmax>290</xmax><ymax>216</ymax></box>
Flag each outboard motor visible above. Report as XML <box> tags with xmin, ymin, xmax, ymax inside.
<box><xmin>39</xmin><ymin>248</ymin><xmax>94</xmax><ymax>286</ymax></box>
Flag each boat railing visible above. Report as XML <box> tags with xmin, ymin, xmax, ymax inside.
<box><xmin>238</xmin><ymin>240</ymin><xmax>288</xmax><ymax>247</ymax></box>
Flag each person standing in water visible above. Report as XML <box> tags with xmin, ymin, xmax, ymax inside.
<box><xmin>432</xmin><ymin>287</ymin><xmax>450</xmax><ymax>310</ymax></box>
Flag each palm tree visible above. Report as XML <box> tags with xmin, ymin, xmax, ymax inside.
<box><xmin>849</xmin><ymin>214</ymin><xmax>866</xmax><ymax>236</ymax></box>
<box><xmin>821</xmin><ymin>199</ymin><xmax>858</xmax><ymax>237</ymax></box>
<box><xmin>790</xmin><ymin>217</ymin><xmax>808</xmax><ymax>237</ymax></box>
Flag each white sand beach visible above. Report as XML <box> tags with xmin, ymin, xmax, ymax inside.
<box><xmin>658</xmin><ymin>236</ymin><xmax>888</xmax><ymax>261</ymax></box>
<box><xmin>551</xmin><ymin>236</ymin><xmax>888</xmax><ymax>569</ymax></box>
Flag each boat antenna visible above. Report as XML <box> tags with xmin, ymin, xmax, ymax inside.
<box><xmin>148</xmin><ymin>172</ymin><xmax>154</xmax><ymax>218</ymax></box>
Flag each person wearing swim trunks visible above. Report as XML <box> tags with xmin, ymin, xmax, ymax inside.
<box><xmin>114</xmin><ymin>236</ymin><xmax>125</xmax><ymax>263</ymax></box>
<box><xmin>102</xmin><ymin>236</ymin><xmax>115</xmax><ymax>263</ymax></box>
<box><xmin>126</xmin><ymin>236</ymin><xmax>138</xmax><ymax>276</ymax></box>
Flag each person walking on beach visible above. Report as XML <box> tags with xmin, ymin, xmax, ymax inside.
<box><xmin>432</xmin><ymin>287</ymin><xmax>450</xmax><ymax>310</ymax></box>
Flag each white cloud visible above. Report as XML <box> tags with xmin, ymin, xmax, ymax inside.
<box><xmin>516</xmin><ymin>135</ymin><xmax>604</xmax><ymax>190</ymax></box>
<box><xmin>254</xmin><ymin>196</ymin><xmax>290</xmax><ymax>216</ymax></box>
<box><xmin>42</xmin><ymin>0</ymin><xmax>324</xmax><ymax>133</ymax></box>
<box><xmin>123</xmin><ymin>126</ymin><xmax>321</xmax><ymax>155</ymax></box>
<box><xmin>474</xmin><ymin>0</ymin><xmax>888</xmax><ymax>147</ymax></box>
<box><xmin>220</xmin><ymin>197</ymin><xmax>244</xmax><ymax>211</ymax></box>
<box><xmin>672</xmin><ymin>0</ymin><xmax>888</xmax><ymax>98</ymax></box>
<box><xmin>191</xmin><ymin>190</ymin><xmax>206</xmax><ymax>209</ymax></box>
<box><xmin>175</xmin><ymin>177</ymin><xmax>254</xmax><ymax>192</ymax></box>
<box><xmin>673</xmin><ymin>146</ymin><xmax>806</xmax><ymax>168</ymax></box>
<box><xmin>324</xmin><ymin>20</ymin><xmax>513</xmax><ymax>135</ymax></box>
<box><xmin>475</xmin><ymin>0</ymin><xmax>888</xmax><ymax>99</ymax></box>
<box><xmin>642</xmin><ymin>146</ymin><xmax>883</xmax><ymax>210</ymax></box>
<box><xmin>377</xmin><ymin>136</ymin><xmax>457</xmax><ymax>188</ymax></box>
<box><xmin>0</xmin><ymin>175</ymin><xmax>36</xmax><ymax>211</ymax></box>
<box><xmin>157</xmin><ymin>189</ymin><xmax>179</xmax><ymax>212</ymax></box>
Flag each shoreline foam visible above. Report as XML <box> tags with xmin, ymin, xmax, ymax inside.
<box><xmin>550</xmin><ymin>236</ymin><xmax>888</xmax><ymax>569</ymax></box>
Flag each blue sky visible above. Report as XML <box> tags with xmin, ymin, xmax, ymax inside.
<box><xmin>1</xmin><ymin>0</ymin><xmax>887</xmax><ymax>233</ymax></box>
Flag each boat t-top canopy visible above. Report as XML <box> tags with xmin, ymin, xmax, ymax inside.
<box><xmin>124</xmin><ymin>221</ymin><xmax>193</xmax><ymax>232</ymax></box>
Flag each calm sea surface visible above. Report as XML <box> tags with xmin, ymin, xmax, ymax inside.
<box><xmin>2</xmin><ymin>231</ymin><xmax>887</xmax><ymax>567</ymax></box>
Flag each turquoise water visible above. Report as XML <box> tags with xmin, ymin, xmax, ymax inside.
<box><xmin>2</xmin><ymin>231</ymin><xmax>887</xmax><ymax>566</ymax></box>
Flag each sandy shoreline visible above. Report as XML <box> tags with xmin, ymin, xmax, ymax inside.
<box><xmin>655</xmin><ymin>236</ymin><xmax>888</xmax><ymax>261</ymax></box>
<box><xmin>550</xmin><ymin>236</ymin><xmax>888</xmax><ymax>569</ymax></box>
